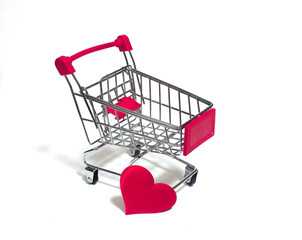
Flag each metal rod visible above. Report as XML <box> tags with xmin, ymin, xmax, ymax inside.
<box><xmin>106</xmin><ymin>75</ymin><xmax>112</xmax><ymax>103</ymax></box>
<box><xmin>129</xmin><ymin>51</ymin><xmax>137</xmax><ymax>69</ymax></box>
<box><xmin>100</xmin><ymin>81</ymin><xmax>103</xmax><ymax>99</ymax></box>
<box><xmin>115</xmin><ymin>109</ymin><xmax>125</xmax><ymax>147</ymax></box>
<box><xmin>149</xmin><ymin>78</ymin><xmax>152</xmax><ymax>117</ymax></box>
<box><xmin>138</xmin><ymin>74</ymin><xmax>144</xmax><ymax>105</ymax></box>
<box><xmin>104</xmin><ymin>107</ymin><xmax>114</xmax><ymax>144</ymax></box>
<box><xmin>172</xmin><ymin>168</ymin><xmax>197</xmax><ymax>189</ymax></box>
<box><xmin>126</xmin><ymin>114</ymin><xmax>136</xmax><ymax>149</ymax></box>
<box><xmin>128</xmin><ymin>151</ymin><xmax>148</xmax><ymax>166</ymax></box>
<box><xmin>188</xmin><ymin>95</ymin><xmax>192</xmax><ymax>119</ymax></box>
<box><xmin>168</xmin><ymin>87</ymin><xmax>171</xmax><ymax>124</ymax></box>
<box><xmin>164</xmin><ymin>127</ymin><xmax>173</xmax><ymax>154</ymax></box>
<box><xmin>178</xmin><ymin>91</ymin><xmax>182</xmax><ymax>126</ymax></box>
<box><xmin>159</xmin><ymin>82</ymin><xmax>162</xmax><ymax>121</ymax></box>
<box><xmin>65</xmin><ymin>75</ymin><xmax>92</xmax><ymax>144</ymax></box>
<box><xmin>121</xmin><ymin>71</ymin><xmax>126</xmax><ymax>97</ymax></box>
<box><xmin>123</xmin><ymin>51</ymin><xmax>129</xmax><ymax>66</ymax></box>
<box><xmin>139</xmin><ymin>119</ymin><xmax>148</xmax><ymax>151</ymax></box>
<box><xmin>114</xmin><ymin>75</ymin><xmax>118</xmax><ymax>99</ymax></box>
<box><xmin>129</xmin><ymin>69</ymin><xmax>136</xmax><ymax>100</ymax></box>
<box><xmin>72</xmin><ymin>74</ymin><xmax>99</xmax><ymax>129</ymax></box>
<box><xmin>152</xmin><ymin>123</ymin><xmax>160</xmax><ymax>153</ymax></box>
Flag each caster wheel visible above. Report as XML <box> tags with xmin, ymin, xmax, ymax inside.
<box><xmin>85</xmin><ymin>167</ymin><xmax>98</xmax><ymax>184</ymax></box>
<box><xmin>184</xmin><ymin>165</ymin><xmax>198</xmax><ymax>187</ymax></box>
<box><xmin>129</xmin><ymin>144</ymin><xmax>141</xmax><ymax>157</ymax></box>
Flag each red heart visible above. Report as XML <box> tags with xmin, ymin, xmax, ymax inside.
<box><xmin>120</xmin><ymin>165</ymin><xmax>177</xmax><ymax>215</ymax></box>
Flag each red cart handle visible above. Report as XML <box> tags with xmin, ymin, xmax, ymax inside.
<box><xmin>55</xmin><ymin>35</ymin><xmax>132</xmax><ymax>76</ymax></box>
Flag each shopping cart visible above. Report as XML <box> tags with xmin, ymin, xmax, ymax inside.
<box><xmin>55</xmin><ymin>35</ymin><xmax>215</xmax><ymax>188</ymax></box>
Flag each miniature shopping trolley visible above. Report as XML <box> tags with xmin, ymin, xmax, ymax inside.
<box><xmin>55</xmin><ymin>35</ymin><xmax>215</xmax><ymax>188</ymax></box>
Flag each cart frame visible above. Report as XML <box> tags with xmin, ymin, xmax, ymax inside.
<box><xmin>55</xmin><ymin>35</ymin><xmax>215</xmax><ymax>188</ymax></box>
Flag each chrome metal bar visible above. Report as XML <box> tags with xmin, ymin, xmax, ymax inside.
<box><xmin>87</xmin><ymin>162</ymin><xmax>121</xmax><ymax>176</ymax></box>
<box><xmin>172</xmin><ymin>168</ymin><xmax>197</xmax><ymax>189</ymax></box>
<box><xmin>100</xmin><ymin>81</ymin><xmax>103</xmax><ymax>99</ymax></box>
<box><xmin>197</xmin><ymin>99</ymin><xmax>200</xmax><ymax>113</ymax></box>
<box><xmin>168</xmin><ymin>86</ymin><xmax>171</xmax><ymax>124</ymax></box>
<box><xmin>180</xmin><ymin>128</ymin><xmax>183</xmax><ymax>152</ymax></box>
<box><xmin>121</xmin><ymin>71</ymin><xmax>126</xmax><ymax>97</ymax></box>
<box><xmin>164</xmin><ymin>127</ymin><xmax>173</xmax><ymax>154</ymax></box>
<box><xmin>128</xmin><ymin>150</ymin><xmax>148</xmax><ymax>166</ymax></box>
<box><xmin>151</xmin><ymin>123</ymin><xmax>160</xmax><ymax>152</ymax></box>
<box><xmin>82</xmin><ymin>118</ymin><xmax>94</xmax><ymax>123</ymax></box>
<box><xmin>83</xmin><ymin>88</ymin><xmax>101</xmax><ymax>127</ymax></box>
<box><xmin>178</xmin><ymin>91</ymin><xmax>182</xmax><ymax>126</ymax></box>
<box><xmin>97</xmin><ymin>122</ymin><xmax>107</xmax><ymax>143</ymax></box>
<box><xmin>114</xmin><ymin>75</ymin><xmax>118</xmax><ymax>99</ymax></box>
<box><xmin>104</xmin><ymin>107</ymin><xmax>114</xmax><ymax>145</ymax></box>
<box><xmin>129</xmin><ymin>51</ymin><xmax>137</xmax><ymax>69</ymax></box>
<box><xmin>82</xmin><ymin>142</ymin><xmax>107</xmax><ymax>159</ymax></box>
<box><xmin>139</xmin><ymin>119</ymin><xmax>148</xmax><ymax>150</ymax></box>
<box><xmin>149</xmin><ymin>78</ymin><xmax>152</xmax><ymax>117</ymax></box>
<box><xmin>71</xmin><ymin>73</ymin><xmax>82</xmax><ymax>89</ymax></box>
<box><xmin>129</xmin><ymin>70</ymin><xmax>136</xmax><ymax>100</ymax></box>
<box><xmin>139</xmin><ymin>74</ymin><xmax>144</xmax><ymax>105</ymax></box>
<box><xmin>159</xmin><ymin>82</ymin><xmax>162</xmax><ymax>121</ymax></box>
<box><xmin>126</xmin><ymin>114</ymin><xmax>136</xmax><ymax>149</ymax></box>
<box><xmin>65</xmin><ymin>75</ymin><xmax>92</xmax><ymax>144</ymax></box>
<box><xmin>115</xmin><ymin>109</ymin><xmax>125</xmax><ymax>147</ymax></box>
<box><xmin>74</xmin><ymin>92</ymin><xmax>82</xmax><ymax>97</ymax></box>
<box><xmin>71</xmin><ymin>74</ymin><xmax>96</xmax><ymax>129</ymax></box>
<box><xmin>188</xmin><ymin>95</ymin><xmax>192</xmax><ymax>119</ymax></box>
<box><xmin>106</xmin><ymin>75</ymin><xmax>112</xmax><ymax>103</ymax></box>
<box><xmin>123</xmin><ymin>52</ymin><xmax>129</xmax><ymax>66</ymax></box>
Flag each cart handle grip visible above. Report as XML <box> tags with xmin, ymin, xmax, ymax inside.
<box><xmin>55</xmin><ymin>35</ymin><xmax>132</xmax><ymax>76</ymax></box>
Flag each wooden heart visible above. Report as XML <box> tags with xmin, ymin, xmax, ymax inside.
<box><xmin>120</xmin><ymin>165</ymin><xmax>177</xmax><ymax>215</ymax></box>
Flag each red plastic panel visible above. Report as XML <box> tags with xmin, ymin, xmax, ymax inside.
<box><xmin>55</xmin><ymin>56</ymin><xmax>75</xmax><ymax>76</ymax></box>
<box><xmin>115</xmin><ymin>35</ymin><xmax>133</xmax><ymax>52</ymax></box>
<box><xmin>183</xmin><ymin>108</ymin><xmax>216</xmax><ymax>156</ymax></box>
<box><xmin>120</xmin><ymin>165</ymin><xmax>177</xmax><ymax>215</ymax></box>
<box><xmin>107</xmin><ymin>97</ymin><xmax>141</xmax><ymax>119</ymax></box>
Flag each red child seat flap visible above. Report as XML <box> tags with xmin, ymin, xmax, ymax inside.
<box><xmin>107</xmin><ymin>97</ymin><xmax>141</xmax><ymax>119</ymax></box>
<box><xmin>183</xmin><ymin>108</ymin><xmax>216</xmax><ymax>156</ymax></box>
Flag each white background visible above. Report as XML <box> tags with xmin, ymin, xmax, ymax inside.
<box><xmin>1</xmin><ymin>0</ymin><xmax>302</xmax><ymax>239</ymax></box>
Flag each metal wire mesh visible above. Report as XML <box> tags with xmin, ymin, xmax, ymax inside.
<box><xmin>67</xmin><ymin>66</ymin><xmax>212</xmax><ymax>156</ymax></box>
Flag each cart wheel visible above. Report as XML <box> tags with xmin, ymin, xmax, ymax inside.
<box><xmin>85</xmin><ymin>167</ymin><xmax>98</xmax><ymax>184</ymax></box>
<box><xmin>129</xmin><ymin>144</ymin><xmax>141</xmax><ymax>157</ymax></box>
<box><xmin>184</xmin><ymin>165</ymin><xmax>198</xmax><ymax>187</ymax></box>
